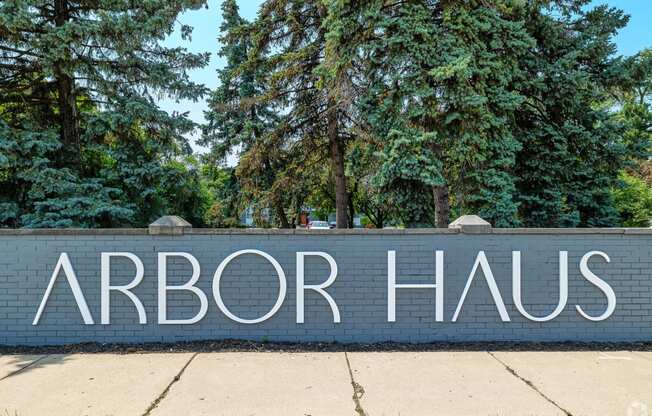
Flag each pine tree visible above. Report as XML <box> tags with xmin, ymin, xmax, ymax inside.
<box><xmin>0</xmin><ymin>0</ymin><xmax>209</xmax><ymax>227</ymax></box>
<box><xmin>242</xmin><ymin>0</ymin><xmax>352</xmax><ymax>228</ymax></box>
<box><xmin>322</xmin><ymin>0</ymin><xmax>532</xmax><ymax>227</ymax></box>
<box><xmin>202</xmin><ymin>0</ymin><xmax>266</xmax><ymax>164</ymax></box>
<box><xmin>201</xmin><ymin>0</ymin><xmax>292</xmax><ymax>228</ymax></box>
<box><xmin>513</xmin><ymin>2</ymin><xmax>637</xmax><ymax>227</ymax></box>
<box><xmin>320</xmin><ymin>0</ymin><xmax>645</xmax><ymax>228</ymax></box>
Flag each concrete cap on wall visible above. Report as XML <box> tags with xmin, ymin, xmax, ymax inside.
<box><xmin>448</xmin><ymin>215</ymin><xmax>492</xmax><ymax>234</ymax></box>
<box><xmin>148</xmin><ymin>216</ymin><xmax>192</xmax><ymax>235</ymax></box>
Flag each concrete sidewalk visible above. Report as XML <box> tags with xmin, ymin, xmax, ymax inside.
<box><xmin>1</xmin><ymin>350</ymin><xmax>651</xmax><ymax>416</ymax></box>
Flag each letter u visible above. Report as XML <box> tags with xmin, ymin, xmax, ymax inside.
<box><xmin>512</xmin><ymin>251</ymin><xmax>568</xmax><ymax>322</ymax></box>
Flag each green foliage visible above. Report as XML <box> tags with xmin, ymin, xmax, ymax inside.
<box><xmin>2</xmin><ymin>0</ymin><xmax>652</xmax><ymax>229</ymax></box>
<box><xmin>201</xmin><ymin>0</ymin><xmax>274</xmax><ymax>164</ymax></box>
<box><xmin>613</xmin><ymin>172</ymin><xmax>652</xmax><ymax>227</ymax></box>
<box><xmin>613</xmin><ymin>49</ymin><xmax>652</xmax><ymax>176</ymax></box>
<box><xmin>0</xmin><ymin>0</ymin><xmax>209</xmax><ymax>228</ymax></box>
<box><xmin>204</xmin><ymin>201</ymin><xmax>226</xmax><ymax>227</ymax></box>
<box><xmin>317</xmin><ymin>0</ymin><xmax>648</xmax><ymax>228</ymax></box>
<box><xmin>322</xmin><ymin>1</ymin><xmax>532</xmax><ymax>226</ymax></box>
<box><xmin>201</xmin><ymin>165</ymin><xmax>243</xmax><ymax>226</ymax></box>
<box><xmin>201</xmin><ymin>0</ymin><xmax>301</xmax><ymax>228</ymax></box>
<box><xmin>513</xmin><ymin>2</ymin><xmax>636</xmax><ymax>227</ymax></box>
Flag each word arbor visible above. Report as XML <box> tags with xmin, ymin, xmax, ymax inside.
<box><xmin>33</xmin><ymin>250</ymin><xmax>338</xmax><ymax>326</ymax></box>
<box><xmin>32</xmin><ymin>249</ymin><xmax>615</xmax><ymax>326</ymax></box>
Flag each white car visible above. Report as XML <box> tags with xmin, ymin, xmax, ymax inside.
<box><xmin>307</xmin><ymin>220</ymin><xmax>331</xmax><ymax>230</ymax></box>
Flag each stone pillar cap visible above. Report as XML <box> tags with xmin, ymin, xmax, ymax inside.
<box><xmin>448</xmin><ymin>215</ymin><xmax>492</xmax><ymax>234</ymax></box>
<box><xmin>148</xmin><ymin>216</ymin><xmax>192</xmax><ymax>235</ymax></box>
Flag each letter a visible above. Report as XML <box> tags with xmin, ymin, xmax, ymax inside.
<box><xmin>452</xmin><ymin>251</ymin><xmax>510</xmax><ymax>322</ymax></box>
<box><xmin>33</xmin><ymin>253</ymin><xmax>94</xmax><ymax>325</ymax></box>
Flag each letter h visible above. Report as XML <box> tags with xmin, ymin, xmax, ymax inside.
<box><xmin>387</xmin><ymin>250</ymin><xmax>444</xmax><ymax>322</ymax></box>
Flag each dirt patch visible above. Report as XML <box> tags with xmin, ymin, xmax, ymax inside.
<box><xmin>2</xmin><ymin>339</ymin><xmax>652</xmax><ymax>354</ymax></box>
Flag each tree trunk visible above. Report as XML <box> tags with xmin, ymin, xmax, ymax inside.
<box><xmin>274</xmin><ymin>202</ymin><xmax>290</xmax><ymax>228</ymax></box>
<box><xmin>433</xmin><ymin>184</ymin><xmax>450</xmax><ymax>228</ymax></box>
<box><xmin>54</xmin><ymin>0</ymin><xmax>80</xmax><ymax>153</ymax></box>
<box><xmin>327</xmin><ymin>99</ymin><xmax>349</xmax><ymax>228</ymax></box>
<box><xmin>56</xmin><ymin>72</ymin><xmax>79</xmax><ymax>148</ymax></box>
<box><xmin>347</xmin><ymin>192</ymin><xmax>355</xmax><ymax>228</ymax></box>
<box><xmin>376</xmin><ymin>211</ymin><xmax>384</xmax><ymax>229</ymax></box>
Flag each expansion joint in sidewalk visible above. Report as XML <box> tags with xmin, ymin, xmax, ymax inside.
<box><xmin>344</xmin><ymin>351</ymin><xmax>369</xmax><ymax>416</ymax></box>
<box><xmin>487</xmin><ymin>351</ymin><xmax>573</xmax><ymax>416</ymax></box>
<box><xmin>142</xmin><ymin>352</ymin><xmax>199</xmax><ymax>416</ymax></box>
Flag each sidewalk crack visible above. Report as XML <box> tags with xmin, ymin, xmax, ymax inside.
<box><xmin>487</xmin><ymin>351</ymin><xmax>572</xmax><ymax>416</ymax></box>
<box><xmin>142</xmin><ymin>352</ymin><xmax>199</xmax><ymax>416</ymax></box>
<box><xmin>344</xmin><ymin>351</ymin><xmax>369</xmax><ymax>416</ymax></box>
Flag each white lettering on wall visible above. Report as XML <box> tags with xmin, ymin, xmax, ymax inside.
<box><xmin>387</xmin><ymin>250</ymin><xmax>444</xmax><ymax>322</ymax></box>
<box><xmin>158</xmin><ymin>252</ymin><xmax>208</xmax><ymax>324</ymax></box>
<box><xmin>33</xmin><ymin>253</ymin><xmax>94</xmax><ymax>325</ymax></box>
<box><xmin>212</xmin><ymin>249</ymin><xmax>287</xmax><ymax>324</ymax></box>
<box><xmin>101</xmin><ymin>252</ymin><xmax>146</xmax><ymax>324</ymax></box>
<box><xmin>576</xmin><ymin>251</ymin><xmax>616</xmax><ymax>321</ymax></box>
<box><xmin>512</xmin><ymin>251</ymin><xmax>568</xmax><ymax>322</ymax></box>
<box><xmin>296</xmin><ymin>252</ymin><xmax>340</xmax><ymax>324</ymax></box>
<box><xmin>453</xmin><ymin>251</ymin><xmax>510</xmax><ymax>322</ymax></box>
<box><xmin>32</xmin><ymin>248</ymin><xmax>617</xmax><ymax>326</ymax></box>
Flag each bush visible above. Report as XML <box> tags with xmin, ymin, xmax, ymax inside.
<box><xmin>613</xmin><ymin>172</ymin><xmax>652</xmax><ymax>227</ymax></box>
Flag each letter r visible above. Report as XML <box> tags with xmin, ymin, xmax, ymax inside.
<box><xmin>296</xmin><ymin>252</ymin><xmax>340</xmax><ymax>324</ymax></box>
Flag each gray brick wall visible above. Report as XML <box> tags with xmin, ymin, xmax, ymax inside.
<box><xmin>0</xmin><ymin>229</ymin><xmax>651</xmax><ymax>345</ymax></box>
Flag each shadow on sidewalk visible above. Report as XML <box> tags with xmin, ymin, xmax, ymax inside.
<box><xmin>0</xmin><ymin>354</ymin><xmax>71</xmax><ymax>381</ymax></box>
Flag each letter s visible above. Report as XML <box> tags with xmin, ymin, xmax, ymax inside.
<box><xmin>576</xmin><ymin>251</ymin><xmax>616</xmax><ymax>321</ymax></box>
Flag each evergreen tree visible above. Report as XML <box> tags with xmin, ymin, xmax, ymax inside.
<box><xmin>201</xmin><ymin>0</ymin><xmax>292</xmax><ymax>228</ymax></box>
<box><xmin>320</xmin><ymin>0</ymin><xmax>645</xmax><ymax>228</ymax></box>
<box><xmin>321</xmin><ymin>0</ymin><xmax>531</xmax><ymax>227</ymax></box>
<box><xmin>615</xmin><ymin>49</ymin><xmax>652</xmax><ymax>180</ymax></box>
<box><xmin>609</xmin><ymin>48</ymin><xmax>652</xmax><ymax>226</ymax></box>
<box><xmin>242</xmin><ymin>0</ymin><xmax>352</xmax><ymax>228</ymax></box>
<box><xmin>514</xmin><ymin>2</ymin><xmax>638</xmax><ymax>227</ymax></box>
<box><xmin>202</xmin><ymin>0</ymin><xmax>268</xmax><ymax>164</ymax></box>
<box><xmin>0</xmin><ymin>0</ymin><xmax>209</xmax><ymax>227</ymax></box>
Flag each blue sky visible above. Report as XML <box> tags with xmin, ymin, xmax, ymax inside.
<box><xmin>159</xmin><ymin>0</ymin><xmax>262</xmax><ymax>153</ymax></box>
<box><xmin>159</xmin><ymin>0</ymin><xmax>652</xmax><ymax>153</ymax></box>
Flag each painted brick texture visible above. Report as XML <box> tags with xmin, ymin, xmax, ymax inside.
<box><xmin>0</xmin><ymin>232</ymin><xmax>650</xmax><ymax>345</ymax></box>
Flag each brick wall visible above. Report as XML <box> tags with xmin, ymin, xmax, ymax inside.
<box><xmin>0</xmin><ymin>228</ymin><xmax>650</xmax><ymax>345</ymax></box>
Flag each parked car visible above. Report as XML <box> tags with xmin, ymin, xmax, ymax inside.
<box><xmin>307</xmin><ymin>220</ymin><xmax>330</xmax><ymax>230</ymax></box>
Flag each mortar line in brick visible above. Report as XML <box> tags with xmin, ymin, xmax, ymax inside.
<box><xmin>141</xmin><ymin>352</ymin><xmax>199</xmax><ymax>416</ymax></box>
<box><xmin>487</xmin><ymin>351</ymin><xmax>573</xmax><ymax>416</ymax></box>
<box><xmin>344</xmin><ymin>351</ymin><xmax>369</xmax><ymax>416</ymax></box>
<box><xmin>0</xmin><ymin>354</ymin><xmax>50</xmax><ymax>382</ymax></box>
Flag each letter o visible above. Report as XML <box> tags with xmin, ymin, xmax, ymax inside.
<box><xmin>212</xmin><ymin>249</ymin><xmax>287</xmax><ymax>324</ymax></box>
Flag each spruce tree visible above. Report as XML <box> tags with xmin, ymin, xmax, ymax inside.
<box><xmin>0</xmin><ymin>0</ymin><xmax>209</xmax><ymax>227</ymax></box>
<box><xmin>320</xmin><ymin>0</ymin><xmax>644</xmax><ymax>228</ymax></box>
<box><xmin>201</xmin><ymin>0</ymin><xmax>293</xmax><ymax>228</ymax></box>
<box><xmin>322</xmin><ymin>0</ymin><xmax>531</xmax><ymax>227</ymax></box>
<box><xmin>513</xmin><ymin>2</ymin><xmax>637</xmax><ymax>227</ymax></box>
<box><xmin>242</xmin><ymin>0</ymin><xmax>352</xmax><ymax>228</ymax></box>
